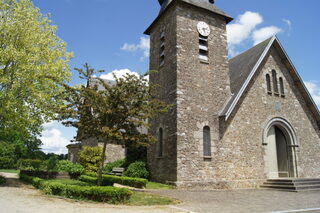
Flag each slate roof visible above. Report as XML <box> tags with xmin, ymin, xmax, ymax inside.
<box><xmin>159</xmin><ymin>0</ymin><xmax>232</xmax><ymax>20</ymax></box>
<box><xmin>219</xmin><ymin>37</ymin><xmax>274</xmax><ymax>117</ymax></box>
<box><xmin>228</xmin><ymin>38</ymin><xmax>273</xmax><ymax>95</ymax></box>
<box><xmin>145</xmin><ymin>0</ymin><xmax>233</xmax><ymax>35</ymax></box>
<box><xmin>221</xmin><ymin>36</ymin><xmax>320</xmax><ymax>127</ymax></box>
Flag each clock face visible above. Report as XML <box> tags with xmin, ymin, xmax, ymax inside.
<box><xmin>197</xmin><ymin>21</ymin><xmax>210</xmax><ymax>37</ymax></box>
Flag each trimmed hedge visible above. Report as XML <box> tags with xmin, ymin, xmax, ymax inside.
<box><xmin>19</xmin><ymin>174</ymin><xmax>132</xmax><ymax>203</ymax></box>
<box><xmin>82</xmin><ymin>172</ymin><xmax>147</xmax><ymax>188</ymax></box>
<box><xmin>0</xmin><ymin>157</ymin><xmax>15</xmax><ymax>169</ymax></box>
<box><xmin>79</xmin><ymin>175</ymin><xmax>97</xmax><ymax>185</ymax></box>
<box><xmin>0</xmin><ymin>175</ymin><xmax>6</xmax><ymax>185</ymax></box>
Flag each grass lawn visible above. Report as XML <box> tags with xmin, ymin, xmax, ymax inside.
<box><xmin>126</xmin><ymin>192</ymin><xmax>178</xmax><ymax>205</ymax></box>
<box><xmin>146</xmin><ymin>181</ymin><xmax>175</xmax><ymax>189</ymax></box>
<box><xmin>0</xmin><ymin>169</ymin><xmax>19</xmax><ymax>174</ymax></box>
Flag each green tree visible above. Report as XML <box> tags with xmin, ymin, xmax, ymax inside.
<box><xmin>0</xmin><ymin>0</ymin><xmax>72</xmax><ymax>138</ymax></box>
<box><xmin>59</xmin><ymin>64</ymin><xmax>168</xmax><ymax>185</ymax></box>
<box><xmin>79</xmin><ymin>146</ymin><xmax>102</xmax><ymax>173</ymax></box>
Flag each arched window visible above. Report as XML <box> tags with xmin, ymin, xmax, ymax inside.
<box><xmin>272</xmin><ymin>70</ymin><xmax>279</xmax><ymax>95</ymax></box>
<box><xmin>203</xmin><ymin>126</ymin><xmax>211</xmax><ymax>157</ymax></box>
<box><xmin>279</xmin><ymin>77</ymin><xmax>285</xmax><ymax>97</ymax></box>
<box><xmin>266</xmin><ymin>74</ymin><xmax>272</xmax><ymax>94</ymax></box>
<box><xmin>158</xmin><ymin>128</ymin><xmax>163</xmax><ymax>157</ymax></box>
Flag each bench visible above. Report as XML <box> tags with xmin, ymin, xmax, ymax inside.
<box><xmin>108</xmin><ymin>167</ymin><xmax>125</xmax><ymax>176</ymax></box>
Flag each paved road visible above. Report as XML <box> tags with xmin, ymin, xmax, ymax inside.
<box><xmin>149</xmin><ymin>189</ymin><xmax>320</xmax><ymax>213</ymax></box>
<box><xmin>0</xmin><ymin>172</ymin><xmax>182</xmax><ymax>213</ymax></box>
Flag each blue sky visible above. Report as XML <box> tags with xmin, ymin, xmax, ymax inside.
<box><xmin>32</xmin><ymin>0</ymin><xmax>320</xmax><ymax>154</ymax></box>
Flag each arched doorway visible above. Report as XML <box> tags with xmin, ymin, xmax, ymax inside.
<box><xmin>264</xmin><ymin>118</ymin><xmax>298</xmax><ymax>179</ymax></box>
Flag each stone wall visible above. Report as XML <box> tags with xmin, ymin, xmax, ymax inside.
<box><xmin>174</xmin><ymin>4</ymin><xmax>231</xmax><ymax>182</ymax></box>
<box><xmin>81</xmin><ymin>137</ymin><xmax>126</xmax><ymax>164</ymax></box>
<box><xmin>201</xmin><ymin>46</ymin><xmax>320</xmax><ymax>189</ymax></box>
<box><xmin>147</xmin><ymin>1</ymin><xmax>320</xmax><ymax>189</ymax></box>
<box><xmin>148</xmin><ymin>4</ymin><xmax>178</xmax><ymax>183</ymax></box>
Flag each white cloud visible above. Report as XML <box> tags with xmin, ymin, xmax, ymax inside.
<box><xmin>121</xmin><ymin>37</ymin><xmax>150</xmax><ymax>60</ymax></box>
<box><xmin>252</xmin><ymin>26</ymin><xmax>282</xmax><ymax>45</ymax></box>
<box><xmin>40</xmin><ymin>121</ymin><xmax>70</xmax><ymax>154</ymax></box>
<box><xmin>227</xmin><ymin>11</ymin><xmax>263</xmax><ymax>46</ymax></box>
<box><xmin>304</xmin><ymin>81</ymin><xmax>320</xmax><ymax>108</ymax></box>
<box><xmin>282</xmin><ymin>18</ymin><xmax>292</xmax><ymax>36</ymax></box>
<box><xmin>100</xmin><ymin>69</ymin><xmax>140</xmax><ymax>81</ymax></box>
<box><xmin>226</xmin><ymin>11</ymin><xmax>283</xmax><ymax>57</ymax></box>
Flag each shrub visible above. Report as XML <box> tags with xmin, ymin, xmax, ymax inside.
<box><xmin>18</xmin><ymin>159</ymin><xmax>45</xmax><ymax>171</ymax></box>
<box><xmin>56</xmin><ymin>160</ymin><xmax>72</xmax><ymax>171</ymax></box>
<box><xmin>57</xmin><ymin>160</ymin><xmax>84</xmax><ymax>178</ymax></box>
<box><xmin>82</xmin><ymin>172</ymin><xmax>147</xmax><ymax>188</ymax></box>
<box><xmin>46</xmin><ymin>156</ymin><xmax>59</xmax><ymax>171</ymax></box>
<box><xmin>0</xmin><ymin>175</ymin><xmax>6</xmax><ymax>185</ymax></box>
<box><xmin>79</xmin><ymin>146</ymin><xmax>102</xmax><ymax>173</ymax></box>
<box><xmin>19</xmin><ymin>174</ymin><xmax>132</xmax><ymax>203</ymax></box>
<box><xmin>79</xmin><ymin>175</ymin><xmax>97</xmax><ymax>185</ymax></box>
<box><xmin>0</xmin><ymin>157</ymin><xmax>15</xmax><ymax>169</ymax></box>
<box><xmin>124</xmin><ymin>161</ymin><xmax>149</xmax><ymax>179</ymax></box>
<box><xmin>103</xmin><ymin>159</ymin><xmax>126</xmax><ymax>174</ymax></box>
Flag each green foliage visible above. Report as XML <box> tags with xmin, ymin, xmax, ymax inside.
<box><xmin>58</xmin><ymin>64</ymin><xmax>169</xmax><ymax>185</ymax></box>
<box><xmin>0</xmin><ymin>175</ymin><xmax>6</xmax><ymax>185</ymax></box>
<box><xmin>103</xmin><ymin>159</ymin><xmax>126</xmax><ymax>174</ymax></box>
<box><xmin>79</xmin><ymin>175</ymin><xmax>97</xmax><ymax>185</ymax></box>
<box><xmin>81</xmin><ymin>172</ymin><xmax>147</xmax><ymax>189</ymax></box>
<box><xmin>79</xmin><ymin>146</ymin><xmax>102</xmax><ymax>173</ymax></box>
<box><xmin>46</xmin><ymin>156</ymin><xmax>59</xmax><ymax>171</ymax></box>
<box><xmin>56</xmin><ymin>160</ymin><xmax>84</xmax><ymax>177</ymax></box>
<box><xmin>19</xmin><ymin>174</ymin><xmax>132</xmax><ymax>203</ymax></box>
<box><xmin>0</xmin><ymin>157</ymin><xmax>15</xmax><ymax>169</ymax></box>
<box><xmin>124</xmin><ymin>161</ymin><xmax>149</xmax><ymax>179</ymax></box>
<box><xmin>17</xmin><ymin>159</ymin><xmax>45</xmax><ymax>171</ymax></box>
<box><xmin>0</xmin><ymin>0</ymin><xmax>72</xmax><ymax>138</ymax></box>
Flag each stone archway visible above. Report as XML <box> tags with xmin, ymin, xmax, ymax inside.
<box><xmin>263</xmin><ymin>118</ymin><xmax>298</xmax><ymax>179</ymax></box>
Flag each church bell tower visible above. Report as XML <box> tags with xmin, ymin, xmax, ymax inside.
<box><xmin>145</xmin><ymin>0</ymin><xmax>233</xmax><ymax>185</ymax></box>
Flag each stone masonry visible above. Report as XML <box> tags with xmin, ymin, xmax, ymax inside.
<box><xmin>146</xmin><ymin>0</ymin><xmax>320</xmax><ymax>189</ymax></box>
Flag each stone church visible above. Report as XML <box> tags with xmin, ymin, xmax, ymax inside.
<box><xmin>146</xmin><ymin>0</ymin><xmax>320</xmax><ymax>189</ymax></box>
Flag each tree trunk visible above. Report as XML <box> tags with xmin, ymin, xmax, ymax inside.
<box><xmin>97</xmin><ymin>141</ymin><xmax>107</xmax><ymax>186</ymax></box>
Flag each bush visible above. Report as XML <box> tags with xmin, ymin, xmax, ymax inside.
<box><xmin>79</xmin><ymin>175</ymin><xmax>97</xmax><ymax>185</ymax></box>
<box><xmin>79</xmin><ymin>146</ymin><xmax>102</xmax><ymax>173</ymax></box>
<box><xmin>124</xmin><ymin>161</ymin><xmax>149</xmax><ymax>179</ymax></box>
<box><xmin>103</xmin><ymin>159</ymin><xmax>126</xmax><ymax>174</ymax></box>
<box><xmin>82</xmin><ymin>172</ymin><xmax>147</xmax><ymax>189</ymax></box>
<box><xmin>18</xmin><ymin>159</ymin><xmax>45</xmax><ymax>171</ymax></box>
<box><xmin>19</xmin><ymin>174</ymin><xmax>132</xmax><ymax>203</ymax></box>
<box><xmin>57</xmin><ymin>160</ymin><xmax>84</xmax><ymax>178</ymax></box>
<box><xmin>0</xmin><ymin>175</ymin><xmax>6</xmax><ymax>185</ymax></box>
<box><xmin>0</xmin><ymin>157</ymin><xmax>15</xmax><ymax>169</ymax></box>
<box><xmin>46</xmin><ymin>156</ymin><xmax>59</xmax><ymax>171</ymax></box>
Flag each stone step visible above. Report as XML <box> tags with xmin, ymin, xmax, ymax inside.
<box><xmin>262</xmin><ymin>183</ymin><xmax>320</xmax><ymax>190</ymax></box>
<box><xmin>261</xmin><ymin>178</ymin><xmax>320</xmax><ymax>192</ymax></box>
<box><xmin>267</xmin><ymin>178</ymin><xmax>320</xmax><ymax>183</ymax></box>
<box><xmin>264</xmin><ymin>180</ymin><xmax>320</xmax><ymax>186</ymax></box>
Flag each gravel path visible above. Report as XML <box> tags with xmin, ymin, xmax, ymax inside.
<box><xmin>0</xmin><ymin>172</ymin><xmax>183</xmax><ymax>213</ymax></box>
